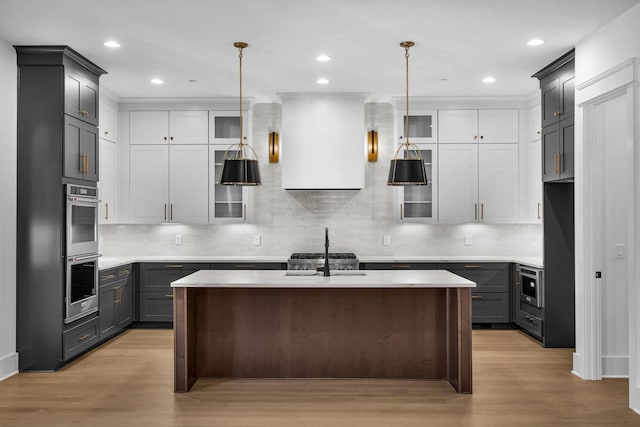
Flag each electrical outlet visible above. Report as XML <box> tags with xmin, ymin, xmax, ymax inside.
<box><xmin>464</xmin><ymin>234</ymin><xmax>472</xmax><ymax>246</ymax></box>
<box><xmin>175</xmin><ymin>234</ymin><xmax>183</xmax><ymax>246</ymax></box>
<box><xmin>253</xmin><ymin>234</ymin><xmax>261</xmax><ymax>246</ymax></box>
<box><xmin>615</xmin><ymin>243</ymin><xmax>625</xmax><ymax>259</ymax></box>
<box><xmin>383</xmin><ymin>235</ymin><xmax>391</xmax><ymax>246</ymax></box>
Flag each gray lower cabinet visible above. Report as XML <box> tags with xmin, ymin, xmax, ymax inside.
<box><xmin>359</xmin><ymin>262</ymin><xmax>438</xmax><ymax>270</ymax></box>
<box><xmin>137</xmin><ymin>263</ymin><xmax>211</xmax><ymax>322</ymax></box>
<box><xmin>99</xmin><ymin>264</ymin><xmax>133</xmax><ymax>341</ymax></box>
<box><xmin>438</xmin><ymin>263</ymin><xmax>511</xmax><ymax>324</ymax></box>
<box><xmin>62</xmin><ymin>315</ymin><xmax>99</xmax><ymax>360</ymax></box>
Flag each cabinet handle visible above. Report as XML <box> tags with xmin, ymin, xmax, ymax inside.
<box><xmin>102</xmin><ymin>273</ymin><xmax>116</xmax><ymax>280</ymax></box>
<box><xmin>165</xmin><ymin>264</ymin><xmax>184</xmax><ymax>268</ymax></box>
<box><xmin>164</xmin><ymin>204</ymin><xmax>167</xmax><ymax>221</ymax></box>
<box><xmin>480</xmin><ymin>135</ymin><xmax>484</xmax><ymax>140</ymax></box>
<box><xmin>236</xmin><ymin>265</ymin><xmax>255</xmax><ymax>268</ymax></box>
<box><xmin>472</xmin><ymin>295</ymin><xmax>483</xmax><ymax>299</ymax></box>
<box><xmin>170</xmin><ymin>136</ymin><xmax>174</xmax><ymax>141</ymax></box>
<box><xmin>165</xmin><ymin>294</ymin><xmax>174</xmax><ymax>298</ymax></box>
<box><xmin>536</xmin><ymin>130</ymin><xmax>541</xmax><ymax>135</ymax></box>
<box><xmin>400</xmin><ymin>203</ymin><xmax>404</xmax><ymax>220</ymax></box>
<box><xmin>78</xmin><ymin>333</ymin><xmax>92</xmax><ymax>341</ymax></box>
<box><xmin>170</xmin><ymin>204</ymin><xmax>173</xmax><ymax>221</ymax></box>
<box><xmin>104</xmin><ymin>131</ymin><xmax>109</xmax><ymax>135</ymax></box>
<box><xmin>243</xmin><ymin>203</ymin><xmax>246</xmax><ymax>221</ymax></box>
<box><xmin>537</xmin><ymin>203</ymin><xmax>541</xmax><ymax>220</ymax></box>
<box><xmin>392</xmin><ymin>264</ymin><xmax>411</xmax><ymax>269</ymax></box>
<box><xmin>464</xmin><ymin>265</ymin><xmax>482</xmax><ymax>269</ymax></box>
<box><xmin>105</xmin><ymin>203</ymin><xmax>109</xmax><ymax>220</ymax></box>
<box><xmin>473</xmin><ymin>135</ymin><xmax>478</xmax><ymax>140</ymax></box>
<box><xmin>164</xmin><ymin>136</ymin><xmax>167</xmax><ymax>141</ymax></box>
<box><xmin>480</xmin><ymin>203</ymin><xmax>484</xmax><ymax>221</ymax></box>
<box><xmin>474</xmin><ymin>203</ymin><xmax>477</xmax><ymax>220</ymax></box>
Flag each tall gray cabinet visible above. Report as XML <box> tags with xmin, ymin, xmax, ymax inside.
<box><xmin>16</xmin><ymin>46</ymin><xmax>106</xmax><ymax>371</ymax></box>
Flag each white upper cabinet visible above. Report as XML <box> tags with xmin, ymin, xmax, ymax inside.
<box><xmin>438</xmin><ymin>144</ymin><xmax>479</xmax><ymax>223</ymax></box>
<box><xmin>130</xmin><ymin>111</ymin><xmax>208</xmax><ymax>144</ymax></box>
<box><xmin>438</xmin><ymin>110</ymin><xmax>478</xmax><ymax>143</ymax></box>
<box><xmin>396</xmin><ymin>109</ymin><xmax>437</xmax><ymax>144</ymax></box>
<box><xmin>530</xmin><ymin>140</ymin><xmax>543</xmax><ymax>223</ymax></box>
<box><xmin>129</xmin><ymin>145</ymin><xmax>170</xmax><ymax>223</ymax></box>
<box><xmin>169</xmin><ymin>145</ymin><xmax>209</xmax><ymax>223</ymax></box>
<box><xmin>209</xmin><ymin>147</ymin><xmax>248</xmax><ymax>223</ymax></box>
<box><xmin>478</xmin><ymin>144</ymin><xmax>519</xmax><ymax>223</ymax></box>
<box><xmin>98</xmin><ymin>139</ymin><xmax>117</xmax><ymax>223</ymax></box>
<box><xmin>169</xmin><ymin>111</ymin><xmax>209</xmax><ymax>144</ymax></box>
<box><xmin>99</xmin><ymin>102</ymin><xmax>118</xmax><ymax>143</ymax></box>
<box><xmin>529</xmin><ymin>103</ymin><xmax>542</xmax><ymax>142</ymax></box>
<box><xmin>438</xmin><ymin>109</ymin><xmax>518</xmax><ymax>143</ymax></box>
<box><xmin>478</xmin><ymin>110</ymin><xmax>519</xmax><ymax>143</ymax></box>
<box><xmin>209</xmin><ymin>111</ymin><xmax>251</xmax><ymax>144</ymax></box>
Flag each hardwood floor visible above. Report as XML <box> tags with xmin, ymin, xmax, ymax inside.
<box><xmin>0</xmin><ymin>329</ymin><xmax>636</xmax><ymax>426</ymax></box>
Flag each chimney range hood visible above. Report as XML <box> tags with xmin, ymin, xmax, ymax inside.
<box><xmin>280</xmin><ymin>93</ymin><xmax>366</xmax><ymax>190</ymax></box>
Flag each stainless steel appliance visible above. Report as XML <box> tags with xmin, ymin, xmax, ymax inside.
<box><xmin>66</xmin><ymin>184</ymin><xmax>99</xmax><ymax>256</ymax></box>
<box><xmin>65</xmin><ymin>253</ymin><xmax>99</xmax><ymax>324</ymax></box>
<box><xmin>288</xmin><ymin>253</ymin><xmax>359</xmax><ymax>271</ymax></box>
<box><xmin>519</xmin><ymin>266</ymin><xmax>543</xmax><ymax>308</ymax></box>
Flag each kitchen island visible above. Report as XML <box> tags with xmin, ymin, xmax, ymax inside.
<box><xmin>171</xmin><ymin>270</ymin><xmax>475</xmax><ymax>394</ymax></box>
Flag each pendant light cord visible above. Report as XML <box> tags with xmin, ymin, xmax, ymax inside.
<box><xmin>238</xmin><ymin>44</ymin><xmax>244</xmax><ymax>159</ymax></box>
<box><xmin>404</xmin><ymin>44</ymin><xmax>410</xmax><ymax>148</ymax></box>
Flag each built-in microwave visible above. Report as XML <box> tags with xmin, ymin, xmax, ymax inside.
<box><xmin>66</xmin><ymin>184</ymin><xmax>99</xmax><ymax>256</ymax></box>
<box><xmin>65</xmin><ymin>253</ymin><xmax>100</xmax><ymax>324</ymax></box>
<box><xmin>520</xmin><ymin>267</ymin><xmax>543</xmax><ymax>308</ymax></box>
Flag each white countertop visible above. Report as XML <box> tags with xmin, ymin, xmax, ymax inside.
<box><xmin>170</xmin><ymin>269</ymin><xmax>476</xmax><ymax>289</ymax></box>
<box><xmin>99</xmin><ymin>255</ymin><xmax>543</xmax><ymax>270</ymax></box>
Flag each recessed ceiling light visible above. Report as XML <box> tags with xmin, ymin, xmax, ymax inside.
<box><xmin>151</xmin><ymin>78</ymin><xmax>164</xmax><ymax>85</ymax></box>
<box><xmin>482</xmin><ymin>76</ymin><xmax>496</xmax><ymax>84</ymax></box>
<box><xmin>103</xmin><ymin>41</ymin><xmax>121</xmax><ymax>48</ymax></box>
<box><xmin>188</xmin><ymin>79</ymin><xmax>197</xmax><ymax>83</ymax></box>
<box><xmin>316</xmin><ymin>54</ymin><xmax>331</xmax><ymax>62</ymax></box>
<box><xmin>317</xmin><ymin>78</ymin><xmax>329</xmax><ymax>84</ymax></box>
<box><xmin>527</xmin><ymin>39</ymin><xmax>545</xmax><ymax>47</ymax></box>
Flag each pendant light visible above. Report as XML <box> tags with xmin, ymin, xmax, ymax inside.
<box><xmin>388</xmin><ymin>41</ymin><xmax>428</xmax><ymax>186</ymax></box>
<box><xmin>220</xmin><ymin>42</ymin><xmax>262</xmax><ymax>186</ymax></box>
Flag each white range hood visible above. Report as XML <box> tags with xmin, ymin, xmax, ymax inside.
<box><xmin>280</xmin><ymin>93</ymin><xmax>366</xmax><ymax>190</ymax></box>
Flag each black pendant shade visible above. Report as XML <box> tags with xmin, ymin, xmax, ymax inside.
<box><xmin>220</xmin><ymin>158</ymin><xmax>261</xmax><ymax>186</ymax></box>
<box><xmin>387</xmin><ymin>158</ymin><xmax>427</xmax><ymax>186</ymax></box>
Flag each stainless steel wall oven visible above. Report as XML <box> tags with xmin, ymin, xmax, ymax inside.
<box><xmin>66</xmin><ymin>184</ymin><xmax>99</xmax><ymax>256</ymax></box>
<box><xmin>65</xmin><ymin>253</ymin><xmax>99</xmax><ymax>324</ymax></box>
<box><xmin>519</xmin><ymin>267</ymin><xmax>543</xmax><ymax>308</ymax></box>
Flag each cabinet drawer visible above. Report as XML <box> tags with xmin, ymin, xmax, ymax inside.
<box><xmin>440</xmin><ymin>263</ymin><xmax>509</xmax><ymax>293</ymax></box>
<box><xmin>472</xmin><ymin>292</ymin><xmax>509</xmax><ymax>323</ymax></box>
<box><xmin>63</xmin><ymin>316</ymin><xmax>99</xmax><ymax>360</ymax></box>
<box><xmin>99</xmin><ymin>267</ymin><xmax>119</xmax><ymax>285</ymax></box>
<box><xmin>118</xmin><ymin>264</ymin><xmax>132</xmax><ymax>279</ymax></box>
<box><xmin>139</xmin><ymin>291</ymin><xmax>174</xmax><ymax>322</ymax></box>
<box><xmin>518</xmin><ymin>310</ymin><xmax>543</xmax><ymax>338</ymax></box>
<box><xmin>210</xmin><ymin>262</ymin><xmax>286</xmax><ymax>270</ymax></box>
<box><xmin>361</xmin><ymin>262</ymin><xmax>438</xmax><ymax>270</ymax></box>
<box><xmin>138</xmin><ymin>263</ymin><xmax>210</xmax><ymax>291</ymax></box>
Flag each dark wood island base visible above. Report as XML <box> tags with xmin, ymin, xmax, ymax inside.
<box><xmin>174</xmin><ymin>286</ymin><xmax>472</xmax><ymax>394</ymax></box>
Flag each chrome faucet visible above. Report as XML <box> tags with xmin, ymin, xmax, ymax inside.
<box><xmin>323</xmin><ymin>227</ymin><xmax>330</xmax><ymax>277</ymax></box>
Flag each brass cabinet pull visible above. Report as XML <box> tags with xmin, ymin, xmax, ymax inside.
<box><xmin>474</xmin><ymin>203</ymin><xmax>477</xmax><ymax>220</ymax></box>
<box><xmin>165</xmin><ymin>294</ymin><xmax>174</xmax><ymax>298</ymax></box>
<box><xmin>78</xmin><ymin>333</ymin><xmax>92</xmax><ymax>341</ymax></box>
<box><xmin>105</xmin><ymin>202</ymin><xmax>109</xmax><ymax>220</ymax></box>
<box><xmin>392</xmin><ymin>264</ymin><xmax>411</xmax><ymax>269</ymax></box>
<box><xmin>102</xmin><ymin>273</ymin><xmax>116</xmax><ymax>280</ymax></box>
<box><xmin>464</xmin><ymin>265</ymin><xmax>482</xmax><ymax>269</ymax></box>
<box><xmin>164</xmin><ymin>204</ymin><xmax>167</xmax><ymax>221</ymax></box>
<box><xmin>473</xmin><ymin>135</ymin><xmax>478</xmax><ymax>140</ymax></box>
<box><xmin>400</xmin><ymin>203</ymin><xmax>404</xmax><ymax>220</ymax></box>
<box><xmin>236</xmin><ymin>265</ymin><xmax>255</xmax><ymax>268</ymax></box>
<box><xmin>480</xmin><ymin>203</ymin><xmax>484</xmax><ymax>221</ymax></box>
<box><xmin>537</xmin><ymin>203</ymin><xmax>541</xmax><ymax>219</ymax></box>
<box><xmin>243</xmin><ymin>203</ymin><xmax>247</xmax><ymax>221</ymax></box>
<box><xmin>472</xmin><ymin>295</ymin><xmax>483</xmax><ymax>299</ymax></box>
<box><xmin>84</xmin><ymin>153</ymin><xmax>89</xmax><ymax>175</ymax></box>
<box><xmin>79</xmin><ymin>153</ymin><xmax>83</xmax><ymax>174</ymax></box>
<box><xmin>170</xmin><ymin>204</ymin><xmax>173</xmax><ymax>221</ymax></box>
<box><xmin>165</xmin><ymin>264</ymin><xmax>184</xmax><ymax>268</ymax></box>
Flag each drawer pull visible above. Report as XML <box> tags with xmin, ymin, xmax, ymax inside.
<box><xmin>165</xmin><ymin>294</ymin><xmax>174</xmax><ymax>298</ymax></box>
<box><xmin>165</xmin><ymin>265</ymin><xmax>184</xmax><ymax>268</ymax></box>
<box><xmin>236</xmin><ymin>265</ymin><xmax>255</xmax><ymax>268</ymax></box>
<box><xmin>78</xmin><ymin>333</ymin><xmax>92</xmax><ymax>341</ymax></box>
<box><xmin>472</xmin><ymin>295</ymin><xmax>483</xmax><ymax>299</ymax></box>
<box><xmin>392</xmin><ymin>265</ymin><xmax>411</xmax><ymax>269</ymax></box>
<box><xmin>463</xmin><ymin>265</ymin><xmax>482</xmax><ymax>269</ymax></box>
<box><xmin>102</xmin><ymin>273</ymin><xmax>116</xmax><ymax>280</ymax></box>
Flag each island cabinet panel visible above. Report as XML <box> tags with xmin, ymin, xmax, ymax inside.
<box><xmin>359</xmin><ymin>262</ymin><xmax>438</xmax><ymax>270</ymax></box>
<box><xmin>209</xmin><ymin>262</ymin><xmax>286</xmax><ymax>270</ymax></box>
<box><xmin>174</xmin><ymin>286</ymin><xmax>472</xmax><ymax>393</ymax></box>
<box><xmin>438</xmin><ymin>263</ymin><xmax>510</xmax><ymax>323</ymax></box>
<box><xmin>137</xmin><ymin>263</ymin><xmax>211</xmax><ymax>322</ymax></box>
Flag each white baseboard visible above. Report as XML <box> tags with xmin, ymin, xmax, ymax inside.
<box><xmin>602</xmin><ymin>355</ymin><xmax>629</xmax><ymax>378</ymax></box>
<box><xmin>0</xmin><ymin>352</ymin><xmax>18</xmax><ymax>381</ymax></box>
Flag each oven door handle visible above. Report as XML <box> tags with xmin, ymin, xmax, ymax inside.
<box><xmin>68</xmin><ymin>254</ymin><xmax>102</xmax><ymax>262</ymax></box>
<box><xmin>67</xmin><ymin>196</ymin><xmax>101</xmax><ymax>204</ymax></box>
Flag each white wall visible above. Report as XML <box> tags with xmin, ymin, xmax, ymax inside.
<box><xmin>0</xmin><ymin>38</ymin><xmax>18</xmax><ymax>380</ymax></box>
<box><xmin>101</xmin><ymin>102</ymin><xmax>543</xmax><ymax>258</ymax></box>
<box><xmin>575</xmin><ymin>2</ymin><xmax>640</xmax><ymax>413</ymax></box>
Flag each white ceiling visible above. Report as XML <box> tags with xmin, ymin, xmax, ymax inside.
<box><xmin>1</xmin><ymin>0</ymin><xmax>639</xmax><ymax>101</ymax></box>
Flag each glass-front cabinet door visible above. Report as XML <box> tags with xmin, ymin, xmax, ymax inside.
<box><xmin>396</xmin><ymin>109</ymin><xmax>437</xmax><ymax>144</ymax></box>
<box><xmin>397</xmin><ymin>144</ymin><xmax>437</xmax><ymax>223</ymax></box>
<box><xmin>209</xmin><ymin>147</ymin><xmax>249</xmax><ymax>223</ymax></box>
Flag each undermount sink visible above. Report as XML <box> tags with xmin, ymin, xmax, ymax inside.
<box><xmin>285</xmin><ymin>271</ymin><xmax>366</xmax><ymax>277</ymax></box>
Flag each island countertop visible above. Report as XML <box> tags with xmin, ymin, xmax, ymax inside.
<box><xmin>170</xmin><ymin>269</ymin><xmax>476</xmax><ymax>289</ymax></box>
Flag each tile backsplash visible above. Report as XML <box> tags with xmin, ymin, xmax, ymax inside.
<box><xmin>100</xmin><ymin>102</ymin><xmax>542</xmax><ymax>257</ymax></box>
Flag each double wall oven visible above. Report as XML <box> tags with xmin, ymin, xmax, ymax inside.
<box><xmin>65</xmin><ymin>184</ymin><xmax>100</xmax><ymax>324</ymax></box>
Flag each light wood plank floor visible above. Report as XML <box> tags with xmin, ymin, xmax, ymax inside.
<box><xmin>0</xmin><ymin>329</ymin><xmax>637</xmax><ymax>426</ymax></box>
